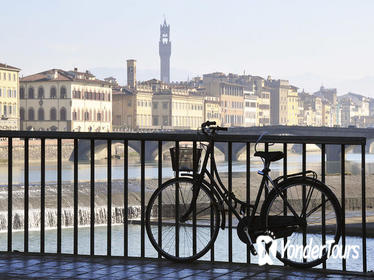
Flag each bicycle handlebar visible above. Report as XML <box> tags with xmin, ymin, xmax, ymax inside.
<box><xmin>201</xmin><ymin>121</ymin><xmax>228</xmax><ymax>136</ymax></box>
<box><xmin>201</xmin><ymin>121</ymin><xmax>216</xmax><ymax>128</ymax></box>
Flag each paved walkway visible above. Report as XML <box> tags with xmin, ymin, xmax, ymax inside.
<box><xmin>0</xmin><ymin>253</ymin><xmax>372</xmax><ymax>280</ymax></box>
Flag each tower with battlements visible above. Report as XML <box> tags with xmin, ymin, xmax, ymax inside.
<box><xmin>159</xmin><ymin>19</ymin><xmax>171</xmax><ymax>83</ymax></box>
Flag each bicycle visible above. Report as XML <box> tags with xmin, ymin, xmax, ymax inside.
<box><xmin>145</xmin><ymin>121</ymin><xmax>342</xmax><ymax>268</ymax></box>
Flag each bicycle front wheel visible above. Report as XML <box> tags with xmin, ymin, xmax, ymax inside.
<box><xmin>145</xmin><ymin>177</ymin><xmax>220</xmax><ymax>262</ymax></box>
<box><xmin>261</xmin><ymin>177</ymin><xmax>342</xmax><ymax>268</ymax></box>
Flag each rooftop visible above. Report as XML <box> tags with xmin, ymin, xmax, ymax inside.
<box><xmin>0</xmin><ymin>63</ymin><xmax>21</xmax><ymax>71</ymax></box>
<box><xmin>20</xmin><ymin>68</ymin><xmax>108</xmax><ymax>85</ymax></box>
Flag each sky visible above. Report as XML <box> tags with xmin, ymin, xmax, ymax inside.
<box><xmin>1</xmin><ymin>0</ymin><xmax>374</xmax><ymax>96</ymax></box>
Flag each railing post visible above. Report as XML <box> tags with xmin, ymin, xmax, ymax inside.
<box><xmin>361</xmin><ymin>143</ymin><xmax>367</xmax><ymax>273</ymax></box>
<box><xmin>24</xmin><ymin>137</ymin><xmax>29</xmax><ymax>253</ymax></box>
<box><xmin>90</xmin><ymin>138</ymin><xmax>95</xmax><ymax>256</ymax></box>
<box><xmin>7</xmin><ymin>138</ymin><xmax>12</xmax><ymax>252</ymax></box>
<box><xmin>140</xmin><ymin>140</ymin><xmax>145</xmax><ymax>258</ymax></box>
<box><xmin>57</xmin><ymin>138</ymin><xmax>62</xmax><ymax>254</ymax></box>
<box><xmin>107</xmin><ymin>139</ymin><xmax>112</xmax><ymax>256</ymax></box>
<box><xmin>40</xmin><ymin>138</ymin><xmax>45</xmax><ymax>254</ymax></box>
<box><xmin>73</xmin><ymin>139</ymin><xmax>78</xmax><ymax>255</ymax></box>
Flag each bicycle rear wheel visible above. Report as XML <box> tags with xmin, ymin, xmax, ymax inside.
<box><xmin>261</xmin><ymin>177</ymin><xmax>342</xmax><ymax>268</ymax></box>
<box><xmin>145</xmin><ymin>177</ymin><xmax>220</xmax><ymax>262</ymax></box>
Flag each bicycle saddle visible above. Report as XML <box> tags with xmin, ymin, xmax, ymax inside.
<box><xmin>254</xmin><ymin>151</ymin><xmax>284</xmax><ymax>162</ymax></box>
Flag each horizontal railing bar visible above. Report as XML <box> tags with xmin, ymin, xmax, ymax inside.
<box><xmin>0</xmin><ymin>130</ymin><xmax>366</xmax><ymax>145</ymax></box>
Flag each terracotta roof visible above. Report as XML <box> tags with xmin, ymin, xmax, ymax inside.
<box><xmin>0</xmin><ymin>63</ymin><xmax>21</xmax><ymax>71</ymax></box>
<box><xmin>20</xmin><ymin>69</ymin><xmax>108</xmax><ymax>84</ymax></box>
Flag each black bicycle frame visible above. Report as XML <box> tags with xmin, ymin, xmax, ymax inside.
<box><xmin>183</xmin><ymin>139</ymin><xmax>302</xmax><ymax>227</ymax></box>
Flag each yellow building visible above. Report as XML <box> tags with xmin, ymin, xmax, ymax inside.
<box><xmin>204</xmin><ymin>96</ymin><xmax>221</xmax><ymax>125</ymax></box>
<box><xmin>152</xmin><ymin>88</ymin><xmax>204</xmax><ymax>129</ymax></box>
<box><xmin>287</xmin><ymin>86</ymin><xmax>299</xmax><ymax>125</ymax></box>
<box><xmin>0</xmin><ymin>63</ymin><xmax>20</xmax><ymax>130</ymax></box>
<box><xmin>322</xmin><ymin>101</ymin><xmax>331</xmax><ymax>127</ymax></box>
<box><xmin>112</xmin><ymin>86</ymin><xmax>153</xmax><ymax>130</ymax></box>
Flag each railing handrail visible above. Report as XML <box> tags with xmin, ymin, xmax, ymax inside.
<box><xmin>0</xmin><ymin>130</ymin><xmax>366</xmax><ymax>145</ymax></box>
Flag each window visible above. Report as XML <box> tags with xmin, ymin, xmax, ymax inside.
<box><xmin>162</xmin><ymin>116</ymin><xmax>168</xmax><ymax>125</ymax></box>
<box><xmin>28</xmin><ymin>108</ymin><xmax>35</xmax><ymax>120</ymax></box>
<box><xmin>13</xmin><ymin>89</ymin><xmax>16</xmax><ymax>98</ymax></box>
<box><xmin>73</xmin><ymin>111</ymin><xmax>77</xmax><ymax>121</ymax></box>
<box><xmin>50</xmin><ymin>87</ymin><xmax>57</xmax><ymax>98</ymax></box>
<box><xmin>60</xmin><ymin>107</ymin><xmax>66</xmax><ymax>121</ymax></box>
<box><xmin>20</xmin><ymin>108</ymin><xmax>25</xmax><ymax>120</ymax></box>
<box><xmin>97</xmin><ymin>112</ymin><xmax>101</xmax><ymax>121</ymax></box>
<box><xmin>0</xmin><ymin>88</ymin><xmax>2</xmax><ymax>97</ymax></box>
<box><xmin>50</xmin><ymin>108</ymin><xmax>57</xmax><ymax>121</ymax></box>
<box><xmin>8</xmin><ymin>73</ymin><xmax>11</xmax><ymax>80</ymax></box>
<box><xmin>8</xmin><ymin>89</ymin><xmax>11</xmax><ymax>97</ymax></box>
<box><xmin>3</xmin><ymin>73</ymin><xmax>5</xmax><ymax>80</ymax></box>
<box><xmin>162</xmin><ymin>102</ymin><xmax>168</xmax><ymax>109</ymax></box>
<box><xmin>13</xmin><ymin>74</ymin><xmax>16</xmax><ymax>81</ymax></box>
<box><xmin>38</xmin><ymin>86</ymin><xmax>44</xmax><ymax>99</ymax></box>
<box><xmin>60</xmin><ymin>86</ymin><xmax>67</xmax><ymax>98</ymax></box>
<box><xmin>84</xmin><ymin>111</ymin><xmax>89</xmax><ymax>121</ymax></box>
<box><xmin>38</xmin><ymin>108</ymin><xmax>44</xmax><ymax>120</ymax></box>
<box><xmin>152</xmin><ymin>116</ymin><xmax>159</xmax><ymax>126</ymax></box>
<box><xmin>153</xmin><ymin>102</ymin><xmax>158</xmax><ymax>109</ymax></box>
<box><xmin>127</xmin><ymin>99</ymin><xmax>132</xmax><ymax>106</ymax></box>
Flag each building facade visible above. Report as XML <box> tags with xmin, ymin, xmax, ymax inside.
<box><xmin>20</xmin><ymin>69</ymin><xmax>112</xmax><ymax>131</ymax></box>
<box><xmin>0</xmin><ymin>63</ymin><xmax>20</xmax><ymax>130</ymax></box>
<box><xmin>152</xmin><ymin>88</ymin><xmax>204</xmax><ymax>129</ymax></box>
<box><xmin>243</xmin><ymin>91</ymin><xmax>257</xmax><ymax>127</ymax></box>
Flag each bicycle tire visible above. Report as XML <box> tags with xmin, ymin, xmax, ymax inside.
<box><xmin>260</xmin><ymin>177</ymin><xmax>342</xmax><ymax>268</ymax></box>
<box><xmin>145</xmin><ymin>177</ymin><xmax>220</xmax><ymax>262</ymax></box>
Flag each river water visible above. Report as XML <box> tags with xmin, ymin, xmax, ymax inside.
<box><xmin>0</xmin><ymin>151</ymin><xmax>372</xmax><ymax>272</ymax></box>
<box><xmin>1</xmin><ymin>152</ymin><xmax>373</xmax><ymax>184</ymax></box>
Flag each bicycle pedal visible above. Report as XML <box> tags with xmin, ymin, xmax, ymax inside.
<box><xmin>249</xmin><ymin>244</ymin><xmax>257</xmax><ymax>256</ymax></box>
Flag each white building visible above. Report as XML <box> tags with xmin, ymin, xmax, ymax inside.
<box><xmin>243</xmin><ymin>91</ymin><xmax>257</xmax><ymax>127</ymax></box>
<box><xmin>20</xmin><ymin>68</ymin><xmax>112</xmax><ymax>131</ymax></box>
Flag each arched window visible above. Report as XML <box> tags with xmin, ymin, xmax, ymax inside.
<box><xmin>20</xmin><ymin>107</ymin><xmax>25</xmax><ymax>120</ymax></box>
<box><xmin>38</xmin><ymin>108</ymin><xmax>44</xmax><ymax>120</ymax></box>
<box><xmin>28</xmin><ymin>108</ymin><xmax>35</xmax><ymax>120</ymax></box>
<box><xmin>60</xmin><ymin>107</ymin><xmax>66</xmax><ymax>121</ymax></box>
<box><xmin>50</xmin><ymin>87</ymin><xmax>57</xmax><ymax>99</ymax></box>
<box><xmin>72</xmin><ymin>110</ymin><xmax>77</xmax><ymax>121</ymax></box>
<box><xmin>50</xmin><ymin>108</ymin><xmax>57</xmax><ymax>121</ymax></box>
<box><xmin>20</xmin><ymin>87</ymin><xmax>25</xmax><ymax>99</ymax></box>
<box><xmin>28</xmin><ymin>87</ymin><xmax>34</xmax><ymax>99</ymax></box>
<box><xmin>38</xmin><ymin>86</ymin><xmax>44</xmax><ymax>99</ymax></box>
<box><xmin>60</xmin><ymin>86</ymin><xmax>67</xmax><ymax>98</ymax></box>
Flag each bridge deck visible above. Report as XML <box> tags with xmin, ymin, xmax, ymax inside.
<box><xmin>0</xmin><ymin>253</ymin><xmax>371</xmax><ymax>280</ymax></box>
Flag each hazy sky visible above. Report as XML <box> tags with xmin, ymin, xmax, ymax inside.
<box><xmin>1</xmin><ymin>0</ymin><xmax>374</xmax><ymax>95</ymax></box>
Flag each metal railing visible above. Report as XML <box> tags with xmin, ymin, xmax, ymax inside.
<box><xmin>0</xmin><ymin>130</ymin><xmax>368</xmax><ymax>273</ymax></box>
